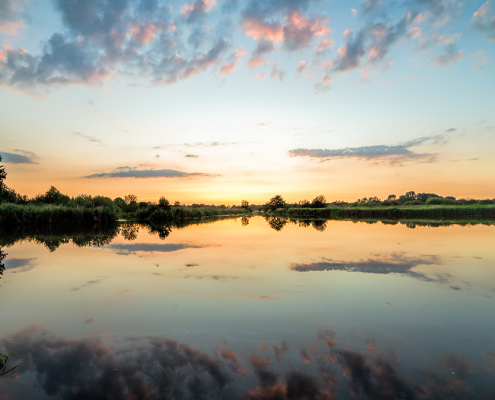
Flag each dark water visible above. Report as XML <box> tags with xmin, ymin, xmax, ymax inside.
<box><xmin>0</xmin><ymin>217</ymin><xmax>494</xmax><ymax>399</ymax></box>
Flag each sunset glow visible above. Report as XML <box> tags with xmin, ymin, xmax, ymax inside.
<box><xmin>1</xmin><ymin>0</ymin><xmax>494</xmax><ymax>204</ymax></box>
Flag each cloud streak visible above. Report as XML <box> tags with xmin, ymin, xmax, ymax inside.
<box><xmin>288</xmin><ymin>135</ymin><xmax>443</xmax><ymax>164</ymax></box>
<box><xmin>0</xmin><ymin>150</ymin><xmax>38</xmax><ymax>164</ymax></box>
<box><xmin>85</xmin><ymin>169</ymin><xmax>204</xmax><ymax>179</ymax></box>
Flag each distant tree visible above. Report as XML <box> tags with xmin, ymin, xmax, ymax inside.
<box><xmin>267</xmin><ymin>195</ymin><xmax>286</xmax><ymax>211</ymax></box>
<box><xmin>311</xmin><ymin>195</ymin><xmax>327</xmax><ymax>208</ymax></box>
<box><xmin>405</xmin><ymin>191</ymin><xmax>416</xmax><ymax>198</ymax></box>
<box><xmin>299</xmin><ymin>199</ymin><xmax>311</xmax><ymax>208</ymax></box>
<box><xmin>241</xmin><ymin>200</ymin><xmax>249</xmax><ymax>209</ymax></box>
<box><xmin>158</xmin><ymin>196</ymin><xmax>171</xmax><ymax>210</ymax></box>
<box><xmin>174</xmin><ymin>201</ymin><xmax>181</xmax><ymax>206</ymax></box>
<box><xmin>386</xmin><ymin>194</ymin><xmax>396</xmax><ymax>201</ymax></box>
<box><xmin>42</xmin><ymin>186</ymin><xmax>70</xmax><ymax>205</ymax></box>
<box><xmin>124</xmin><ymin>194</ymin><xmax>138</xmax><ymax>204</ymax></box>
<box><xmin>0</xmin><ymin>155</ymin><xmax>6</xmax><ymax>190</ymax></box>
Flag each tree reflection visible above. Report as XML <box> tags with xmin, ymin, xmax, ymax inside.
<box><xmin>146</xmin><ymin>224</ymin><xmax>172</xmax><ymax>240</ymax></box>
<box><xmin>311</xmin><ymin>220</ymin><xmax>327</xmax><ymax>232</ymax></box>
<box><xmin>120</xmin><ymin>223</ymin><xmax>139</xmax><ymax>241</ymax></box>
<box><xmin>241</xmin><ymin>216</ymin><xmax>250</xmax><ymax>226</ymax></box>
<box><xmin>266</xmin><ymin>216</ymin><xmax>288</xmax><ymax>231</ymax></box>
<box><xmin>0</xmin><ymin>224</ymin><xmax>120</xmax><ymax>251</ymax></box>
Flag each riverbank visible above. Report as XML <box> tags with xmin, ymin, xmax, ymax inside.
<box><xmin>0</xmin><ymin>202</ymin><xmax>252</xmax><ymax>227</ymax></box>
<box><xmin>272</xmin><ymin>204</ymin><xmax>495</xmax><ymax>219</ymax></box>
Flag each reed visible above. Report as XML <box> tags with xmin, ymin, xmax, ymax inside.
<box><xmin>276</xmin><ymin>205</ymin><xmax>495</xmax><ymax>220</ymax></box>
<box><xmin>0</xmin><ymin>203</ymin><xmax>119</xmax><ymax>226</ymax></box>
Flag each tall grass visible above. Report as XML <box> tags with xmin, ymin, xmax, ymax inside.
<box><xmin>137</xmin><ymin>205</ymin><xmax>250</xmax><ymax>224</ymax></box>
<box><xmin>275</xmin><ymin>205</ymin><xmax>495</xmax><ymax>220</ymax></box>
<box><xmin>0</xmin><ymin>203</ymin><xmax>119</xmax><ymax>226</ymax></box>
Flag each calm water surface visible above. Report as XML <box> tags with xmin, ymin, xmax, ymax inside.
<box><xmin>0</xmin><ymin>217</ymin><xmax>494</xmax><ymax>399</ymax></box>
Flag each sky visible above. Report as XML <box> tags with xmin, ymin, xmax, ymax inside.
<box><xmin>0</xmin><ymin>0</ymin><xmax>494</xmax><ymax>204</ymax></box>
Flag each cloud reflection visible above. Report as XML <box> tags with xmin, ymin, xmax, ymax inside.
<box><xmin>289</xmin><ymin>253</ymin><xmax>451</xmax><ymax>284</ymax></box>
<box><xmin>0</xmin><ymin>327</ymin><xmax>489</xmax><ymax>400</ymax></box>
<box><xmin>105</xmin><ymin>243</ymin><xmax>204</xmax><ymax>255</ymax></box>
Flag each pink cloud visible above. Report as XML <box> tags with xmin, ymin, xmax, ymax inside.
<box><xmin>321</xmin><ymin>73</ymin><xmax>331</xmax><ymax>83</ymax></box>
<box><xmin>351</xmin><ymin>9</ymin><xmax>357</xmax><ymax>16</ymax></box>
<box><xmin>130</xmin><ymin>22</ymin><xmax>161</xmax><ymax>45</ymax></box>
<box><xmin>408</xmin><ymin>27</ymin><xmax>421</xmax><ymax>39</ymax></box>
<box><xmin>0</xmin><ymin>21</ymin><xmax>24</xmax><ymax>36</ymax></box>
<box><xmin>235</xmin><ymin>48</ymin><xmax>248</xmax><ymax>56</ymax></box>
<box><xmin>343</xmin><ymin>29</ymin><xmax>353</xmax><ymax>38</ymax></box>
<box><xmin>473</xmin><ymin>1</ymin><xmax>490</xmax><ymax>18</ymax></box>
<box><xmin>283</xmin><ymin>12</ymin><xmax>331</xmax><ymax>51</ymax></box>
<box><xmin>219</xmin><ymin>62</ymin><xmax>236</xmax><ymax>75</ymax></box>
<box><xmin>296</xmin><ymin>60</ymin><xmax>306</xmax><ymax>74</ymax></box>
<box><xmin>361</xmin><ymin>70</ymin><xmax>370</xmax><ymax>82</ymax></box>
<box><xmin>475</xmin><ymin>55</ymin><xmax>489</xmax><ymax>68</ymax></box>
<box><xmin>256</xmin><ymin>73</ymin><xmax>265</xmax><ymax>81</ymax></box>
<box><xmin>241</xmin><ymin>17</ymin><xmax>284</xmax><ymax>43</ymax></box>
<box><xmin>315</xmin><ymin>38</ymin><xmax>334</xmax><ymax>52</ymax></box>
<box><xmin>181</xmin><ymin>0</ymin><xmax>216</xmax><ymax>16</ymax></box>
<box><xmin>322</xmin><ymin>60</ymin><xmax>333</xmax><ymax>69</ymax></box>
<box><xmin>247</xmin><ymin>54</ymin><xmax>269</xmax><ymax>68</ymax></box>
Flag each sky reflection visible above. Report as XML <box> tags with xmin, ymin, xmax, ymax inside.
<box><xmin>1</xmin><ymin>326</ymin><xmax>493</xmax><ymax>400</ymax></box>
<box><xmin>0</xmin><ymin>217</ymin><xmax>494</xmax><ymax>398</ymax></box>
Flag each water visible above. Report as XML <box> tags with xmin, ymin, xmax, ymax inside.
<box><xmin>0</xmin><ymin>217</ymin><xmax>494</xmax><ymax>399</ymax></box>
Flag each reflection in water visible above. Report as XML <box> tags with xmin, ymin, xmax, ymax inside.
<box><xmin>106</xmin><ymin>243</ymin><xmax>205</xmax><ymax>255</ymax></box>
<box><xmin>241</xmin><ymin>216</ymin><xmax>250</xmax><ymax>226</ymax></box>
<box><xmin>265</xmin><ymin>216</ymin><xmax>289</xmax><ymax>231</ymax></box>
<box><xmin>120</xmin><ymin>222</ymin><xmax>139</xmax><ymax>241</ymax></box>
<box><xmin>289</xmin><ymin>253</ymin><xmax>452</xmax><ymax>284</ymax></box>
<box><xmin>0</xmin><ymin>224</ymin><xmax>120</xmax><ymax>251</ymax></box>
<box><xmin>1</xmin><ymin>327</ymin><xmax>492</xmax><ymax>400</ymax></box>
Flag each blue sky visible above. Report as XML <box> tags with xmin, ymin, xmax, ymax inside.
<box><xmin>0</xmin><ymin>0</ymin><xmax>494</xmax><ymax>203</ymax></box>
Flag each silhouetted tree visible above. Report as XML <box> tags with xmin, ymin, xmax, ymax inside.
<box><xmin>39</xmin><ymin>186</ymin><xmax>70</xmax><ymax>205</ymax></box>
<box><xmin>174</xmin><ymin>201</ymin><xmax>181</xmax><ymax>206</ymax></box>
<box><xmin>124</xmin><ymin>194</ymin><xmax>138</xmax><ymax>204</ymax></box>
<box><xmin>299</xmin><ymin>199</ymin><xmax>311</xmax><ymax>208</ymax></box>
<box><xmin>158</xmin><ymin>197</ymin><xmax>171</xmax><ymax>210</ymax></box>
<box><xmin>0</xmin><ymin>155</ymin><xmax>6</xmax><ymax>190</ymax></box>
<box><xmin>311</xmin><ymin>195</ymin><xmax>327</xmax><ymax>208</ymax></box>
<box><xmin>241</xmin><ymin>200</ymin><xmax>249</xmax><ymax>209</ymax></box>
<box><xmin>386</xmin><ymin>194</ymin><xmax>396</xmax><ymax>201</ymax></box>
<box><xmin>267</xmin><ymin>195</ymin><xmax>286</xmax><ymax>211</ymax></box>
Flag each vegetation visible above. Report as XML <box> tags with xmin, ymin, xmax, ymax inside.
<box><xmin>260</xmin><ymin>190</ymin><xmax>495</xmax><ymax>220</ymax></box>
<box><xmin>0</xmin><ymin>153</ymin><xmax>253</xmax><ymax>226</ymax></box>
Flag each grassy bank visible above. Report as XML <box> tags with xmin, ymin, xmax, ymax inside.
<box><xmin>0</xmin><ymin>203</ymin><xmax>119</xmax><ymax>226</ymax></box>
<box><xmin>135</xmin><ymin>205</ymin><xmax>250</xmax><ymax>224</ymax></box>
<box><xmin>273</xmin><ymin>204</ymin><xmax>495</xmax><ymax>220</ymax></box>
